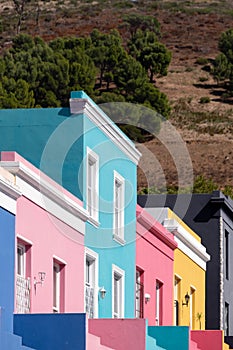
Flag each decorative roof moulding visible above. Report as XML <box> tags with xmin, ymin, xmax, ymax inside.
<box><xmin>136</xmin><ymin>205</ymin><xmax>178</xmax><ymax>250</ymax></box>
<box><xmin>0</xmin><ymin>165</ymin><xmax>21</xmax><ymax>214</ymax></box>
<box><xmin>163</xmin><ymin>218</ymin><xmax>211</xmax><ymax>269</ymax></box>
<box><xmin>0</xmin><ymin>152</ymin><xmax>89</xmax><ymax>232</ymax></box>
<box><xmin>69</xmin><ymin>91</ymin><xmax>141</xmax><ymax>165</ymax></box>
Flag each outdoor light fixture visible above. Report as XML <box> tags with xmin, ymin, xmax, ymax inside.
<box><xmin>34</xmin><ymin>272</ymin><xmax>46</xmax><ymax>287</ymax></box>
<box><xmin>182</xmin><ymin>292</ymin><xmax>190</xmax><ymax>306</ymax></box>
<box><xmin>99</xmin><ymin>286</ymin><xmax>106</xmax><ymax>299</ymax></box>
<box><xmin>145</xmin><ymin>293</ymin><xmax>151</xmax><ymax>303</ymax></box>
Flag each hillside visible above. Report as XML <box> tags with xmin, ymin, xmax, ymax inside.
<box><xmin>1</xmin><ymin>0</ymin><xmax>233</xmax><ymax>192</ymax></box>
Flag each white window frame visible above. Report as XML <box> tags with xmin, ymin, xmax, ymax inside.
<box><xmin>174</xmin><ymin>274</ymin><xmax>181</xmax><ymax>326</ymax></box>
<box><xmin>17</xmin><ymin>243</ymin><xmax>26</xmax><ymax>277</ymax></box>
<box><xmin>225</xmin><ymin>302</ymin><xmax>229</xmax><ymax>336</ymax></box>
<box><xmin>156</xmin><ymin>280</ymin><xmax>163</xmax><ymax>325</ymax></box>
<box><xmin>53</xmin><ymin>262</ymin><xmax>61</xmax><ymax>313</ymax></box>
<box><xmin>113</xmin><ymin>171</ymin><xmax>125</xmax><ymax>245</ymax></box>
<box><xmin>86</xmin><ymin>147</ymin><xmax>99</xmax><ymax>224</ymax></box>
<box><xmin>84</xmin><ymin>248</ymin><xmax>99</xmax><ymax>318</ymax></box>
<box><xmin>190</xmin><ymin>286</ymin><xmax>196</xmax><ymax>329</ymax></box>
<box><xmin>112</xmin><ymin>264</ymin><xmax>125</xmax><ymax>318</ymax></box>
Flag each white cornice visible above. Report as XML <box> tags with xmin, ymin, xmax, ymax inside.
<box><xmin>163</xmin><ymin>218</ymin><xmax>210</xmax><ymax>270</ymax></box>
<box><xmin>69</xmin><ymin>98</ymin><xmax>141</xmax><ymax>165</ymax></box>
<box><xmin>0</xmin><ymin>161</ymin><xmax>89</xmax><ymax>231</ymax></box>
<box><xmin>0</xmin><ymin>171</ymin><xmax>21</xmax><ymax>200</ymax></box>
<box><xmin>0</xmin><ymin>170</ymin><xmax>21</xmax><ymax>214</ymax></box>
<box><xmin>137</xmin><ymin>211</ymin><xmax>177</xmax><ymax>250</ymax></box>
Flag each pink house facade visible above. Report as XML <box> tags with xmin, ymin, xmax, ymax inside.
<box><xmin>0</xmin><ymin>152</ymin><xmax>89</xmax><ymax>315</ymax></box>
<box><xmin>136</xmin><ymin>205</ymin><xmax>177</xmax><ymax>326</ymax></box>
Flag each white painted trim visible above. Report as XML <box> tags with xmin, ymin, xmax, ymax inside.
<box><xmin>219</xmin><ymin>216</ymin><xmax>224</xmax><ymax>330</ymax></box>
<box><xmin>0</xmin><ymin>170</ymin><xmax>21</xmax><ymax>214</ymax></box>
<box><xmin>17</xmin><ymin>243</ymin><xmax>26</xmax><ymax>277</ymax></box>
<box><xmin>113</xmin><ymin>234</ymin><xmax>126</xmax><ymax>246</ymax></box>
<box><xmin>69</xmin><ymin>98</ymin><xmax>141</xmax><ymax>165</ymax></box>
<box><xmin>174</xmin><ymin>273</ymin><xmax>182</xmax><ymax>281</ymax></box>
<box><xmin>53</xmin><ymin>255</ymin><xmax>67</xmax><ymax>266</ymax></box>
<box><xmin>190</xmin><ymin>284</ymin><xmax>196</xmax><ymax>291</ymax></box>
<box><xmin>163</xmin><ymin>218</ymin><xmax>210</xmax><ymax>270</ymax></box>
<box><xmin>113</xmin><ymin>171</ymin><xmax>125</xmax><ymax>244</ymax></box>
<box><xmin>174</xmin><ymin>236</ymin><xmax>208</xmax><ymax>270</ymax></box>
<box><xmin>0</xmin><ymin>191</ymin><xmax>17</xmax><ymax>214</ymax></box>
<box><xmin>85</xmin><ymin>247</ymin><xmax>99</xmax><ymax>318</ymax></box>
<box><xmin>53</xmin><ymin>262</ymin><xmax>60</xmax><ymax>313</ymax></box>
<box><xmin>112</xmin><ymin>264</ymin><xmax>125</xmax><ymax>318</ymax></box>
<box><xmin>86</xmin><ymin>147</ymin><xmax>99</xmax><ymax>223</ymax></box>
<box><xmin>0</xmin><ymin>161</ymin><xmax>89</xmax><ymax>234</ymax></box>
<box><xmin>17</xmin><ymin>235</ymin><xmax>33</xmax><ymax>246</ymax></box>
<box><xmin>88</xmin><ymin>216</ymin><xmax>100</xmax><ymax>228</ymax></box>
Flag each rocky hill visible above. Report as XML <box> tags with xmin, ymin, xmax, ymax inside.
<box><xmin>1</xmin><ymin>0</ymin><xmax>233</xmax><ymax>192</ymax></box>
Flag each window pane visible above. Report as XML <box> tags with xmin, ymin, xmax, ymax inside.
<box><xmin>114</xmin><ymin>276</ymin><xmax>118</xmax><ymax>317</ymax></box>
<box><xmin>17</xmin><ymin>245</ymin><xmax>25</xmax><ymax>276</ymax></box>
<box><xmin>87</xmin><ymin>151</ymin><xmax>98</xmax><ymax>220</ymax></box>
<box><xmin>114</xmin><ymin>176</ymin><xmax>124</xmax><ymax>239</ymax></box>
<box><xmin>53</xmin><ymin>264</ymin><xmax>60</xmax><ymax>312</ymax></box>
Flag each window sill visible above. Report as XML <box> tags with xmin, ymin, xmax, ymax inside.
<box><xmin>113</xmin><ymin>234</ymin><xmax>126</xmax><ymax>246</ymax></box>
<box><xmin>88</xmin><ymin>216</ymin><xmax>100</xmax><ymax>228</ymax></box>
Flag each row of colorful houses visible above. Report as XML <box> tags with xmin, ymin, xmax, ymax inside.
<box><xmin>138</xmin><ymin>192</ymin><xmax>233</xmax><ymax>348</ymax></box>
<box><xmin>0</xmin><ymin>91</ymin><xmax>231</xmax><ymax>349</ymax></box>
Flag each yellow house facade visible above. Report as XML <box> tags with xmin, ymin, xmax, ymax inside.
<box><xmin>145</xmin><ymin>207</ymin><xmax>210</xmax><ymax>330</ymax></box>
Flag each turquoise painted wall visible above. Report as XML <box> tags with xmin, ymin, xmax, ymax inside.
<box><xmin>80</xmin><ymin>98</ymin><xmax>137</xmax><ymax>318</ymax></box>
<box><xmin>0</xmin><ymin>107</ymin><xmax>84</xmax><ymax>200</ymax></box>
<box><xmin>148</xmin><ymin>326</ymin><xmax>190</xmax><ymax>350</ymax></box>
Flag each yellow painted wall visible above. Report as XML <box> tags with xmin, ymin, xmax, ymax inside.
<box><xmin>167</xmin><ymin>209</ymin><xmax>206</xmax><ymax>330</ymax></box>
<box><xmin>174</xmin><ymin>249</ymin><xmax>206</xmax><ymax>330</ymax></box>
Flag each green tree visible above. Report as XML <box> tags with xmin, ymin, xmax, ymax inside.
<box><xmin>212</xmin><ymin>29</ymin><xmax>233</xmax><ymax>88</ymax></box>
<box><xmin>3</xmin><ymin>34</ymin><xmax>96</xmax><ymax>107</ymax></box>
<box><xmin>113</xmin><ymin>54</ymin><xmax>147</xmax><ymax>99</ymax></box>
<box><xmin>218</xmin><ymin>29</ymin><xmax>233</xmax><ymax>64</ymax></box>
<box><xmin>88</xmin><ymin>29</ymin><xmax>126</xmax><ymax>89</ymax></box>
<box><xmin>128</xmin><ymin>30</ymin><xmax>171</xmax><ymax>82</ymax></box>
<box><xmin>134</xmin><ymin>83</ymin><xmax>171</xmax><ymax>118</ymax></box>
<box><xmin>212</xmin><ymin>53</ymin><xmax>231</xmax><ymax>84</ymax></box>
<box><xmin>122</xmin><ymin>14</ymin><xmax>160</xmax><ymax>39</ymax></box>
<box><xmin>0</xmin><ymin>78</ymin><xmax>34</xmax><ymax>108</ymax></box>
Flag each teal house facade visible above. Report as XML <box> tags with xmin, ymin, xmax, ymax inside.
<box><xmin>0</xmin><ymin>91</ymin><xmax>141</xmax><ymax>319</ymax></box>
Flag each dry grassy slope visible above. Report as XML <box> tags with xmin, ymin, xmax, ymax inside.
<box><xmin>1</xmin><ymin>0</ymin><xmax>233</xmax><ymax>191</ymax></box>
<box><xmin>139</xmin><ymin>8</ymin><xmax>233</xmax><ymax>192</ymax></box>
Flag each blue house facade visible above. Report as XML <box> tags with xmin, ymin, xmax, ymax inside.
<box><xmin>0</xmin><ymin>167</ymin><xmax>35</xmax><ymax>349</ymax></box>
<box><xmin>0</xmin><ymin>168</ymin><xmax>20</xmax><ymax>333</ymax></box>
<box><xmin>0</xmin><ymin>91</ymin><xmax>141</xmax><ymax>319</ymax></box>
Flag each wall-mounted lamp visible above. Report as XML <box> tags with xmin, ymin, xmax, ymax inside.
<box><xmin>182</xmin><ymin>292</ymin><xmax>190</xmax><ymax>306</ymax></box>
<box><xmin>99</xmin><ymin>286</ymin><xmax>106</xmax><ymax>299</ymax></box>
<box><xmin>34</xmin><ymin>272</ymin><xmax>46</xmax><ymax>287</ymax></box>
<box><xmin>145</xmin><ymin>293</ymin><xmax>151</xmax><ymax>303</ymax></box>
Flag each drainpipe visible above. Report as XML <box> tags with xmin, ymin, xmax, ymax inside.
<box><xmin>219</xmin><ymin>215</ymin><xmax>224</xmax><ymax>330</ymax></box>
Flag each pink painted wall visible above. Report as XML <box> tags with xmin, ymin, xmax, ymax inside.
<box><xmin>16</xmin><ymin>195</ymin><xmax>85</xmax><ymax>313</ymax></box>
<box><xmin>88</xmin><ymin>319</ymin><xmax>146</xmax><ymax>350</ymax></box>
<box><xmin>2</xmin><ymin>152</ymin><xmax>86</xmax><ymax>314</ymax></box>
<box><xmin>136</xmin><ymin>205</ymin><xmax>177</xmax><ymax>326</ymax></box>
<box><xmin>191</xmin><ymin>330</ymin><xmax>224</xmax><ymax>350</ymax></box>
